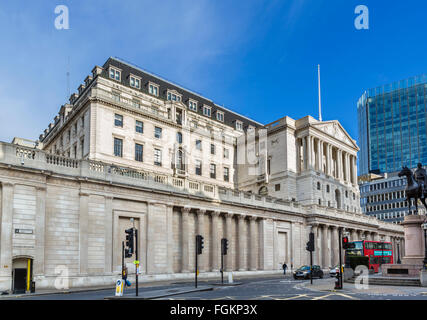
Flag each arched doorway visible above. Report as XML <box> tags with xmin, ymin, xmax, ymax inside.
<box><xmin>12</xmin><ymin>257</ymin><xmax>33</xmax><ymax>294</ymax></box>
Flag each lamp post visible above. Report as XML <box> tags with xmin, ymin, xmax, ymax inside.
<box><xmin>422</xmin><ymin>222</ymin><xmax>427</xmax><ymax>270</ymax></box>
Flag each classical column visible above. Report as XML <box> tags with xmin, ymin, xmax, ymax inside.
<box><xmin>302</xmin><ymin>136</ymin><xmax>307</xmax><ymax>171</ymax></box>
<box><xmin>166</xmin><ymin>203</ymin><xmax>174</xmax><ymax>274</ymax></box>
<box><xmin>79</xmin><ymin>192</ymin><xmax>89</xmax><ymax>275</ymax></box>
<box><xmin>0</xmin><ymin>183</ymin><xmax>14</xmax><ymax>291</ymax></box>
<box><xmin>315</xmin><ymin>139</ymin><xmax>320</xmax><ymax>171</ymax></box>
<box><xmin>211</xmin><ymin>211</ymin><xmax>221</xmax><ymax>272</ymax></box>
<box><xmin>345</xmin><ymin>153</ymin><xmax>350</xmax><ymax>183</ymax></box>
<box><xmin>225</xmin><ymin>212</ymin><xmax>234</xmax><ymax>271</ymax></box>
<box><xmin>307</xmin><ymin>136</ymin><xmax>312</xmax><ymax>170</ymax></box>
<box><xmin>104</xmin><ymin>195</ymin><xmax>113</xmax><ymax>274</ymax></box>
<box><xmin>327</xmin><ymin>144</ymin><xmax>332</xmax><ymax>176</ymax></box>
<box><xmin>249</xmin><ymin>216</ymin><xmax>258</xmax><ymax>271</ymax></box>
<box><xmin>311</xmin><ymin>224</ymin><xmax>318</xmax><ymax>265</ymax></box>
<box><xmin>352</xmin><ymin>156</ymin><xmax>357</xmax><ymax>185</ymax></box>
<box><xmin>319</xmin><ymin>141</ymin><xmax>324</xmax><ymax>173</ymax></box>
<box><xmin>34</xmin><ymin>186</ymin><xmax>46</xmax><ymax>276</ymax></box>
<box><xmin>146</xmin><ymin>201</ymin><xmax>157</xmax><ymax>274</ymax></box>
<box><xmin>322</xmin><ymin>225</ymin><xmax>329</xmax><ymax>268</ymax></box>
<box><xmin>331</xmin><ymin>226</ymin><xmax>339</xmax><ymax>267</ymax></box>
<box><xmin>237</xmin><ymin>215</ymin><xmax>246</xmax><ymax>271</ymax></box>
<box><xmin>350</xmin><ymin>229</ymin><xmax>357</xmax><ymax>241</ymax></box>
<box><xmin>181</xmin><ymin>207</ymin><xmax>191</xmax><ymax>273</ymax></box>
<box><xmin>196</xmin><ymin>209</ymin><xmax>206</xmax><ymax>272</ymax></box>
<box><xmin>337</xmin><ymin>150</ymin><xmax>343</xmax><ymax>181</ymax></box>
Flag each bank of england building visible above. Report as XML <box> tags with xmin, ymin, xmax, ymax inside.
<box><xmin>0</xmin><ymin>57</ymin><xmax>403</xmax><ymax>292</ymax></box>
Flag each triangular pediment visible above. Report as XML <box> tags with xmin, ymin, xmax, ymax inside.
<box><xmin>312</xmin><ymin>121</ymin><xmax>359</xmax><ymax>150</ymax></box>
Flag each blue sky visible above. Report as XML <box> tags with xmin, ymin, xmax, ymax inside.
<box><xmin>0</xmin><ymin>0</ymin><xmax>426</xmax><ymax>144</ymax></box>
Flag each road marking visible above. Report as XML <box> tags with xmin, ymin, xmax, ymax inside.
<box><xmin>280</xmin><ymin>294</ymin><xmax>309</xmax><ymax>300</ymax></box>
<box><xmin>212</xmin><ymin>296</ymin><xmax>235</xmax><ymax>300</ymax></box>
<box><xmin>333</xmin><ymin>292</ymin><xmax>360</xmax><ymax>300</ymax></box>
<box><xmin>311</xmin><ymin>293</ymin><xmax>334</xmax><ymax>300</ymax></box>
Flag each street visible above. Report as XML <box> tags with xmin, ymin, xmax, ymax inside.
<box><xmin>7</xmin><ymin>275</ymin><xmax>427</xmax><ymax>301</ymax></box>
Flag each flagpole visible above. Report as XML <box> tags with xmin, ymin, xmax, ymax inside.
<box><xmin>318</xmin><ymin>64</ymin><xmax>322</xmax><ymax>122</ymax></box>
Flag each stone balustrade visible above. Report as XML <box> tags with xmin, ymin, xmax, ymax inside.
<box><xmin>0</xmin><ymin>141</ymin><xmax>402</xmax><ymax>234</ymax></box>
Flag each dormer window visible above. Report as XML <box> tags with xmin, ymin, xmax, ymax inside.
<box><xmin>109</xmin><ymin>67</ymin><xmax>121</xmax><ymax>81</ymax></box>
<box><xmin>216</xmin><ymin>111</ymin><xmax>224</xmax><ymax>122</ymax></box>
<box><xmin>130</xmin><ymin>75</ymin><xmax>141</xmax><ymax>89</ymax></box>
<box><xmin>203</xmin><ymin>105</ymin><xmax>211</xmax><ymax>117</ymax></box>
<box><xmin>167</xmin><ymin>90</ymin><xmax>182</xmax><ymax>102</ymax></box>
<box><xmin>235</xmin><ymin>120</ymin><xmax>243</xmax><ymax>131</ymax></box>
<box><xmin>188</xmin><ymin>99</ymin><xmax>198</xmax><ymax>111</ymax></box>
<box><xmin>148</xmin><ymin>82</ymin><xmax>159</xmax><ymax>96</ymax></box>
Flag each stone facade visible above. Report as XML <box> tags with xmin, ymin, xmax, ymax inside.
<box><xmin>0</xmin><ymin>142</ymin><xmax>404</xmax><ymax>291</ymax></box>
<box><xmin>0</xmin><ymin>58</ymin><xmax>405</xmax><ymax>291</ymax></box>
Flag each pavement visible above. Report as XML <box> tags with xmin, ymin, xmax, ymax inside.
<box><xmin>105</xmin><ymin>285</ymin><xmax>213</xmax><ymax>300</ymax></box>
<box><xmin>300</xmin><ymin>277</ymin><xmax>427</xmax><ymax>298</ymax></box>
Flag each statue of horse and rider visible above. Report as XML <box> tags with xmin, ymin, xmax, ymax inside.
<box><xmin>398</xmin><ymin>163</ymin><xmax>427</xmax><ymax>215</ymax></box>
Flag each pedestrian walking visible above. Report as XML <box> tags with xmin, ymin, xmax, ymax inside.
<box><xmin>282</xmin><ymin>262</ymin><xmax>288</xmax><ymax>275</ymax></box>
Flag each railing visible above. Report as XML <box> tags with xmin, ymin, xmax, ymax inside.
<box><xmin>0</xmin><ymin>142</ymin><xmax>405</xmax><ymax>234</ymax></box>
<box><xmin>46</xmin><ymin>154</ymin><xmax>79</xmax><ymax>168</ymax></box>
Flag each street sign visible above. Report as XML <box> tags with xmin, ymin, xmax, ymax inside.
<box><xmin>115</xmin><ymin>279</ymin><xmax>124</xmax><ymax>296</ymax></box>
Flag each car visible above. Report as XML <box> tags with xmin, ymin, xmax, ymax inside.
<box><xmin>293</xmin><ymin>265</ymin><xmax>324</xmax><ymax>280</ymax></box>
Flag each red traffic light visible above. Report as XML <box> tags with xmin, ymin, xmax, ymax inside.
<box><xmin>343</xmin><ymin>236</ymin><xmax>348</xmax><ymax>243</ymax></box>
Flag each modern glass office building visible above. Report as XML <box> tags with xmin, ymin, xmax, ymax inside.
<box><xmin>358</xmin><ymin>74</ymin><xmax>427</xmax><ymax>176</ymax></box>
<box><xmin>358</xmin><ymin>74</ymin><xmax>427</xmax><ymax>223</ymax></box>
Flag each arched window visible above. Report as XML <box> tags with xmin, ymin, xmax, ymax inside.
<box><xmin>176</xmin><ymin>132</ymin><xmax>183</xmax><ymax>144</ymax></box>
<box><xmin>259</xmin><ymin>186</ymin><xmax>268</xmax><ymax>196</ymax></box>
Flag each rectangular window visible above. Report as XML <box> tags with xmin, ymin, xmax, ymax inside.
<box><xmin>154</xmin><ymin>148</ymin><xmax>162</xmax><ymax>166</ymax></box>
<box><xmin>81</xmin><ymin>116</ymin><xmax>85</xmax><ymax>128</ymax></box>
<box><xmin>149</xmin><ymin>83</ymin><xmax>159</xmax><ymax>96</ymax></box>
<box><xmin>195</xmin><ymin>160</ymin><xmax>202</xmax><ymax>176</ymax></box>
<box><xmin>73</xmin><ymin>144</ymin><xmax>77</xmax><ymax>159</ymax></box>
<box><xmin>130</xmin><ymin>76</ymin><xmax>140</xmax><ymax>89</ymax></box>
<box><xmin>189</xmin><ymin>100</ymin><xmax>197</xmax><ymax>111</ymax></box>
<box><xmin>211</xmin><ymin>143</ymin><xmax>215</xmax><ymax>155</ymax></box>
<box><xmin>109</xmin><ymin>68</ymin><xmax>121</xmax><ymax>81</ymax></box>
<box><xmin>154</xmin><ymin>127</ymin><xmax>162</xmax><ymax>139</ymax></box>
<box><xmin>196</xmin><ymin>140</ymin><xmax>202</xmax><ymax>150</ymax></box>
<box><xmin>224</xmin><ymin>167</ymin><xmax>229</xmax><ymax>182</ymax></box>
<box><xmin>210</xmin><ymin>164</ymin><xmax>216</xmax><ymax>179</ymax></box>
<box><xmin>114</xmin><ymin>138</ymin><xmax>123</xmax><ymax>157</ymax></box>
<box><xmin>275</xmin><ymin>184</ymin><xmax>280</xmax><ymax>191</ymax></box>
<box><xmin>203</xmin><ymin>106</ymin><xmax>211</xmax><ymax>117</ymax></box>
<box><xmin>115</xmin><ymin>114</ymin><xmax>123</xmax><ymax>127</ymax></box>
<box><xmin>135</xmin><ymin>143</ymin><xmax>143</xmax><ymax>162</ymax></box>
<box><xmin>136</xmin><ymin>120</ymin><xmax>143</xmax><ymax>133</ymax></box>
<box><xmin>167</xmin><ymin>91</ymin><xmax>181</xmax><ymax>102</ymax></box>
<box><xmin>236</xmin><ymin>120</ymin><xmax>243</xmax><ymax>131</ymax></box>
<box><xmin>216</xmin><ymin>111</ymin><xmax>224</xmax><ymax>122</ymax></box>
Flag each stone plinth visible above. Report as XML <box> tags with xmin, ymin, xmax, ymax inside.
<box><xmin>401</xmin><ymin>215</ymin><xmax>425</xmax><ymax>267</ymax></box>
<box><xmin>382</xmin><ymin>264</ymin><xmax>423</xmax><ymax>277</ymax></box>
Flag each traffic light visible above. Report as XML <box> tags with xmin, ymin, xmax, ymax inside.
<box><xmin>342</xmin><ymin>236</ymin><xmax>349</xmax><ymax>249</ymax></box>
<box><xmin>125</xmin><ymin>228</ymin><xmax>134</xmax><ymax>257</ymax></box>
<box><xmin>196</xmin><ymin>235</ymin><xmax>204</xmax><ymax>254</ymax></box>
<box><xmin>221</xmin><ymin>238</ymin><xmax>228</xmax><ymax>255</ymax></box>
<box><xmin>306</xmin><ymin>232</ymin><xmax>315</xmax><ymax>252</ymax></box>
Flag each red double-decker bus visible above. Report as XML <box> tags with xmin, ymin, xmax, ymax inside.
<box><xmin>345</xmin><ymin>240</ymin><xmax>393</xmax><ymax>273</ymax></box>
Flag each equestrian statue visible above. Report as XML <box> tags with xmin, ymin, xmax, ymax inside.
<box><xmin>398</xmin><ymin>163</ymin><xmax>427</xmax><ymax>215</ymax></box>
